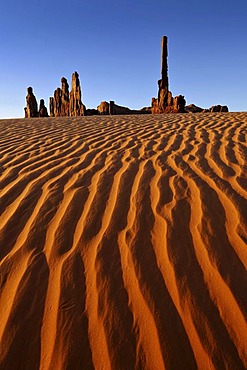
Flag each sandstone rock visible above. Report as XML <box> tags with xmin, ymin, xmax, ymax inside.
<box><xmin>97</xmin><ymin>101</ymin><xmax>110</xmax><ymax>115</ymax></box>
<box><xmin>152</xmin><ymin>92</ymin><xmax>186</xmax><ymax>114</ymax></box>
<box><xmin>97</xmin><ymin>101</ymin><xmax>150</xmax><ymax>115</ymax></box>
<box><xmin>109</xmin><ymin>101</ymin><xmax>115</xmax><ymax>115</ymax></box>
<box><xmin>25</xmin><ymin>72</ymin><xmax>86</xmax><ymax>118</ymax></box>
<box><xmin>49</xmin><ymin>73</ymin><xmax>86</xmax><ymax>117</ymax></box>
<box><xmin>49</xmin><ymin>97</ymin><xmax>55</xmax><ymax>117</ymax></box>
<box><xmin>210</xmin><ymin>105</ymin><xmax>229</xmax><ymax>112</ymax></box>
<box><xmin>39</xmin><ymin>99</ymin><xmax>49</xmax><ymax>117</ymax></box>
<box><xmin>185</xmin><ymin>104</ymin><xmax>203</xmax><ymax>113</ymax></box>
<box><xmin>50</xmin><ymin>78</ymin><xmax>70</xmax><ymax>117</ymax></box>
<box><xmin>152</xmin><ymin>36</ymin><xmax>186</xmax><ymax>114</ymax></box>
<box><xmin>160</xmin><ymin>36</ymin><xmax>169</xmax><ymax>92</ymax></box>
<box><xmin>112</xmin><ymin>103</ymin><xmax>133</xmax><ymax>115</ymax></box>
<box><xmin>221</xmin><ymin>106</ymin><xmax>229</xmax><ymax>112</ymax></box>
<box><xmin>54</xmin><ymin>87</ymin><xmax>62</xmax><ymax>117</ymax></box>
<box><xmin>25</xmin><ymin>87</ymin><xmax>38</xmax><ymax>118</ymax></box>
<box><xmin>70</xmin><ymin>71</ymin><xmax>86</xmax><ymax>116</ymax></box>
<box><xmin>173</xmin><ymin>95</ymin><xmax>186</xmax><ymax>113</ymax></box>
<box><xmin>140</xmin><ymin>106</ymin><xmax>152</xmax><ymax>114</ymax></box>
<box><xmin>157</xmin><ymin>36</ymin><xmax>169</xmax><ymax>112</ymax></box>
<box><xmin>61</xmin><ymin>77</ymin><xmax>70</xmax><ymax>116</ymax></box>
<box><xmin>151</xmin><ymin>98</ymin><xmax>160</xmax><ymax>114</ymax></box>
<box><xmin>86</xmin><ymin>108</ymin><xmax>99</xmax><ymax>116</ymax></box>
<box><xmin>167</xmin><ymin>91</ymin><xmax>173</xmax><ymax>107</ymax></box>
<box><xmin>158</xmin><ymin>79</ymin><xmax>169</xmax><ymax>112</ymax></box>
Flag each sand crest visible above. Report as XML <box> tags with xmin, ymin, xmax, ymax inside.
<box><xmin>0</xmin><ymin>113</ymin><xmax>246</xmax><ymax>369</ymax></box>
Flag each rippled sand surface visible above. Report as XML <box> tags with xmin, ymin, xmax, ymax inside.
<box><xmin>0</xmin><ymin>113</ymin><xmax>246</xmax><ymax>369</ymax></box>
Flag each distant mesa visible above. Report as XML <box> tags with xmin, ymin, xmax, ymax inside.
<box><xmin>96</xmin><ymin>101</ymin><xmax>150</xmax><ymax>115</ymax></box>
<box><xmin>185</xmin><ymin>104</ymin><xmax>229</xmax><ymax>113</ymax></box>
<box><xmin>24</xmin><ymin>37</ymin><xmax>229</xmax><ymax>117</ymax></box>
<box><xmin>208</xmin><ymin>105</ymin><xmax>229</xmax><ymax>112</ymax></box>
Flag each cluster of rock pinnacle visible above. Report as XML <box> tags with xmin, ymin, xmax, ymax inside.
<box><xmin>25</xmin><ymin>36</ymin><xmax>228</xmax><ymax>118</ymax></box>
<box><xmin>25</xmin><ymin>72</ymin><xmax>86</xmax><ymax>118</ymax></box>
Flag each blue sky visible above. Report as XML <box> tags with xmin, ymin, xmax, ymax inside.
<box><xmin>0</xmin><ymin>0</ymin><xmax>246</xmax><ymax>118</ymax></box>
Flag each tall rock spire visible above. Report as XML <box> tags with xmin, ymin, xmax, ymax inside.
<box><xmin>25</xmin><ymin>87</ymin><xmax>38</xmax><ymax>117</ymax></box>
<box><xmin>158</xmin><ymin>36</ymin><xmax>169</xmax><ymax>111</ymax></box>
<box><xmin>69</xmin><ymin>72</ymin><xmax>85</xmax><ymax>116</ymax></box>
<box><xmin>161</xmin><ymin>36</ymin><xmax>169</xmax><ymax>91</ymax></box>
<box><xmin>151</xmin><ymin>36</ymin><xmax>186</xmax><ymax>114</ymax></box>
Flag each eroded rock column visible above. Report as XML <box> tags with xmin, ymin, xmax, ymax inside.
<box><xmin>70</xmin><ymin>72</ymin><xmax>86</xmax><ymax>116</ymax></box>
<box><xmin>25</xmin><ymin>87</ymin><xmax>38</xmax><ymax>117</ymax></box>
<box><xmin>39</xmin><ymin>99</ymin><xmax>49</xmax><ymax>117</ymax></box>
<box><xmin>61</xmin><ymin>77</ymin><xmax>70</xmax><ymax>116</ymax></box>
<box><xmin>158</xmin><ymin>36</ymin><xmax>169</xmax><ymax>112</ymax></box>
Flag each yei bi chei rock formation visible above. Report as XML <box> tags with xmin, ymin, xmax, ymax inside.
<box><xmin>25</xmin><ymin>72</ymin><xmax>86</xmax><ymax>118</ymax></box>
<box><xmin>25</xmin><ymin>87</ymin><xmax>49</xmax><ymax>118</ymax></box>
<box><xmin>49</xmin><ymin>72</ymin><xmax>86</xmax><ymax>117</ymax></box>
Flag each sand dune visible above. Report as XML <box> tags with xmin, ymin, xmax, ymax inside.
<box><xmin>0</xmin><ymin>113</ymin><xmax>246</xmax><ymax>369</ymax></box>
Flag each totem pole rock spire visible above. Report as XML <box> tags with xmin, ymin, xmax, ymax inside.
<box><xmin>151</xmin><ymin>35</ymin><xmax>186</xmax><ymax>114</ymax></box>
<box><xmin>161</xmin><ymin>36</ymin><xmax>169</xmax><ymax>90</ymax></box>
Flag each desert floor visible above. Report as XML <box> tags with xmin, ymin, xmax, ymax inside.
<box><xmin>0</xmin><ymin>113</ymin><xmax>246</xmax><ymax>370</ymax></box>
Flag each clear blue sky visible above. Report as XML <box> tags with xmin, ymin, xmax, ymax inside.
<box><xmin>0</xmin><ymin>0</ymin><xmax>246</xmax><ymax>118</ymax></box>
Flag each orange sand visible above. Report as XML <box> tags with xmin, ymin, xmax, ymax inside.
<box><xmin>0</xmin><ymin>113</ymin><xmax>246</xmax><ymax>369</ymax></box>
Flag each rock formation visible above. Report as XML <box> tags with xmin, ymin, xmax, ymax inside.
<box><xmin>96</xmin><ymin>101</ymin><xmax>149</xmax><ymax>115</ymax></box>
<box><xmin>185</xmin><ymin>104</ymin><xmax>204</xmax><ymax>113</ymax></box>
<box><xmin>110</xmin><ymin>102</ymin><xmax>132</xmax><ymax>115</ymax></box>
<box><xmin>48</xmin><ymin>72</ymin><xmax>86</xmax><ymax>117</ymax></box>
<box><xmin>150</xmin><ymin>98</ymin><xmax>159</xmax><ymax>114</ymax></box>
<box><xmin>86</xmin><ymin>109</ymin><xmax>99</xmax><ymax>116</ymax></box>
<box><xmin>24</xmin><ymin>41</ymin><xmax>230</xmax><ymax>118</ymax></box>
<box><xmin>25</xmin><ymin>87</ymin><xmax>38</xmax><ymax>118</ymax></box>
<box><xmin>109</xmin><ymin>101</ymin><xmax>115</xmax><ymax>115</ymax></box>
<box><xmin>39</xmin><ymin>99</ymin><xmax>49</xmax><ymax>117</ymax></box>
<box><xmin>54</xmin><ymin>88</ymin><xmax>62</xmax><ymax>117</ymax></box>
<box><xmin>49</xmin><ymin>97</ymin><xmax>55</xmax><ymax>117</ymax></box>
<box><xmin>158</xmin><ymin>36</ymin><xmax>169</xmax><ymax>112</ymax></box>
<box><xmin>97</xmin><ymin>101</ymin><xmax>110</xmax><ymax>115</ymax></box>
<box><xmin>209</xmin><ymin>105</ymin><xmax>229</xmax><ymax>112</ymax></box>
<box><xmin>70</xmin><ymin>72</ymin><xmax>86</xmax><ymax>116</ymax></box>
<box><xmin>61</xmin><ymin>77</ymin><xmax>70</xmax><ymax>116</ymax></box>
<box><xmin>173</xmin><ymin>95</ymin><xmax>186</xmax><ymax>113</ymax></box>
<box><xmin>151</xmin><ymin>36</ymin><xmax>186</xmax><ymax>114</ymax></box>
<box><xmin>185</xmin><ymin>104</ymin><xmax>229</xmax><ymax>113</ymax></box>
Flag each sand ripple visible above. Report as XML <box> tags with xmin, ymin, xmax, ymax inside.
<box><xmin>0</xmin><ymin>113</ymin><xmax>246</xmax><ymax>369</ymax></box>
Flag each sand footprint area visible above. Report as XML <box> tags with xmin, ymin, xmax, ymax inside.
<box><xmin>0</xmin><ymin>112</ymin><xmax>246</xmax><ymax>369</ymax></box>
